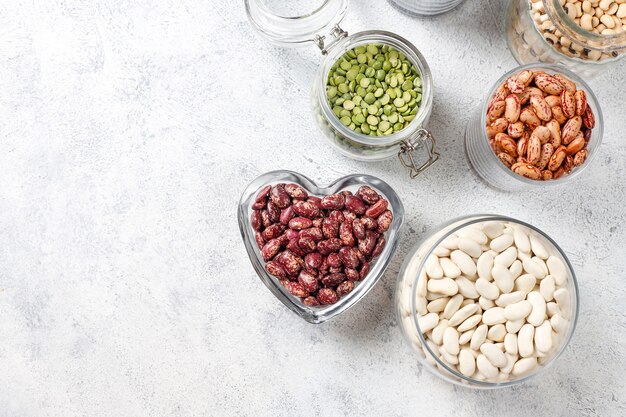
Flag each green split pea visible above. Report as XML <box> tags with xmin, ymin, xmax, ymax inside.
<box><xmin>326</xmin><ymin>43</ymin><xmax>422</xmax><ymax>136</ymax></box>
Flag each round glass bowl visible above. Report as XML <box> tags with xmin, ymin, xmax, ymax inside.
<box><xmin>238</xmin><ymin>170</ymin><xmax>405</xmax><ymax>324</ymax></box>
<box><xmin>245</xmin><ymin>0</ymin><xmax>439</xmax><ymax>178</ymax></box>
<box><xmin>506</xmin><ymin>0</ymin><xmax>626</xmax><ymax>78</ymax></box>
<box><xmin>465</xmin><ymin>63</ymin><xmax>603</xmax><ymax>192</ymax></box>
<box><xmin>395</xmin><ymin>215</ymin><xmax>579</xmax><ymax>388</ymax></box>
<box><xmin>388</xmin><ymin>0</ymin><xmax>467</xmax><ymax>16</ymax></box>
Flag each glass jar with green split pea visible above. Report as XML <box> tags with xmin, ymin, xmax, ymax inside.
<box><xmin>245</xmin><ymin>0</ymin><xmax>439</xmax><ymax>178</ymax></box>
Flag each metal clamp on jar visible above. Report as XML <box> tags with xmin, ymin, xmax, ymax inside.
<box><xmin>245</xmin><ymin>0</ymin><xmax>439</xmax><ymax>178</ymax></box>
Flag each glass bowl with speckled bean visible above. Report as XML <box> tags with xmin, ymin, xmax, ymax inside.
<box><xmin>465</xmin><ymin>63</ymin><xmax>603</xmax><ymax>191</ymax></box>
<box><xmin>245</xmin><ymin>0</ymin><xmax>439</xmax><ymax>178</ymax></box>
<box><xmin>506</xmin><ymin>0</ymin><xmax>626</xmax><ymax>78</ymax></box>
<box><xmin>239</xmin><ymin>170</ymin><xmax>405</xmax><ymax>324</ymax></box>
<box><xmin>395</xmin><ymin>214</ymin><xmax>579</xmax><ymax>388</ymax></box>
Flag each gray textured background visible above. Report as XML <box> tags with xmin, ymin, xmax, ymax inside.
<box><xmin>1</xmin><ymin>0</ymin><xmax>625</xmax><ymax>416</ymax></box>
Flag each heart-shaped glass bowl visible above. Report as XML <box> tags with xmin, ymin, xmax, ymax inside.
<box><xmin>238</xmin><ymin>170</ymin><xmax>405</xmax><ymax>324</ymax></box>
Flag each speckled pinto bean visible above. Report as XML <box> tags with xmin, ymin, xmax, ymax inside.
<box><xmin>250</xmin><ymin>183</ymin><xmax>393</xmax><ymax>306</ymax></box>
<box><xmin>485</xmin><ymin>69</ymin><xmax>595</xmax><ymax>181</ymax></box>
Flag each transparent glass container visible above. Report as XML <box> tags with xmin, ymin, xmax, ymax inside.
<box><xmin>238</xmin><ymin>170</ymin><xmax>405</xmax><ymax>324</ymax></box>
<box><xmin>506</xmin><ymin>0</ymin><xmax>626</xmax><ymax>78</ymax></box>
<box><xmin>395</xmin><ymin>214</ymin><xmax>579</xmax><ymax>388</ymax></box>
<box><xmin>388</xmin><ymin>0</ymin><xmax>467</xmax><ymax>16</ymax></box>
<box><xmin>465</xmin><ymin>63</ymin><xmax>603</xmax><ymax>192</ymax></box>
<box><xmin>245</xmin><ymin>0</ymin><xmax>439</xmax><ymax>178</ymax></box>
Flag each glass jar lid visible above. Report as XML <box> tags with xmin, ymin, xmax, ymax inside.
<box><xmin>245</xmin><ymin>0</ymin><xmax>348</xmax><ymax>47</ymax></box>
<box><xmin>543</xmin><ymin>0</ymin><xmax>626</xmax><ymax>52</ymax></box>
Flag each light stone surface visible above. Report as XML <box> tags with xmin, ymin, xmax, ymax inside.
<box><xmin>1</xmin><ymin>0</ymin><xmax>625</xmax><ymax>416</ymax></box>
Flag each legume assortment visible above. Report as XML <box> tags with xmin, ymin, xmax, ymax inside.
<box><xmin>326</xmin><ymin>44</ymin><xmax>422</xmax><ymax>136</ymax></box>
<box><xmin>485</xmin><ymin>68</ymin><xmax>595</xmax><ymax>180</ymax></box>
<box><xmin>402</xmin><ymin>220</ymin><xmax>573</xmax><ymax>383</ymax></box>
<box><xmin>251</xmin><ymin>183</ymin><xmax>393</xmax><ymax>306</ymax></box>
<box><xmin>531</xmin><ymin>0</ymin><xmax>625</xmax><ymax>61</ymax></box>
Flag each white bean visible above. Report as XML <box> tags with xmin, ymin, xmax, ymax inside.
<box><xmin>480</xmin><ymin>343</ymin><xmax>507</xmax><ymax>367</ymax></box>
<box><xmin>441</xmin><ymin>236</ymin><xmax>459</xmax><ymax>250</ymax></box>
<box><xmin>502</xmin><ymin>353</ymin><xmax>518</xmax><ymax>374</ymax></box>
<box><xmin>440</xmin><ymin>345</ymin><xmax>459</xmax><ymax>365</ymax></box>
<box><xmin>457</xmin><ymin>314</ymin><xmax>483</xmax><ymax>332</ymax></box>
<box><xmin>509</xmin><ymin>260</ymin><xmax>523</xmax><ymax>279</ymax></box>
<box><xmin>540</xmin><ymin>275</ymin><xmax>556</xmax><ymax>301</ymax></box>
<box><xmin>523</xmin><ymin>258</ymin><xmax>546</xmax><ymax>279</ymax></box>
<box><xmin>479</xmin><ymin>296</ymin><xmax>496</xmax><ymax>310</ymax></box>
<box><xmin>427</xmin><ymin>297</ymin><xmax>449</xmax><ymax>313</ymax></box>
<box><xmin>443</xmin><ymin>327</ymin><xmax>460</xmax><ymax>355</ymax></box>
<box><xmin>494</xmin><ymin>246</ymin><xmax>518</xmax><ymax>267</ymax></box>
<box><xmin>418</xmin><ymin>312</ymin><xmax>439</xmax><ymax>333</ymax></box>
<box><xmin>483</xmin><ymin>221</ymin><xmax>504</xmax><ymax>239</ymax></box>
<box><xmin>512</xmin><ymin>357</ymin><xmax>538</xmax><ymax>376</ymax></box>
<box><xmin>530</xmin><ymin>235</ymin><xmax>549</xmax><ymax>259</ymax></box>
<box><xmin>458</xmin><ymin>349</ymin><xmax>476</xmax><ymax>376</ymax></box>
<box><xmin>490</xmin><ymin>233</ymin><xmax>514</xmax><ymax>253</ymax></box>
<box><xmin>477</xmin><ymin>252</ymin><xmax>494</xmax><ymax>281</ymax></box>
<box><xmin>504</xmin><ymin>333</ymin><xmax>518</xmax><ymax>355</ymax></box>
<box><xmin>476</xmin><ymin>278</ymin><xmax>500</xmax><ymax>300</ymax></box>
<box><xmin>550</xmin><ymin>313</ymin><xmax>569</xmax><ymax>333</ymax></box>
<box><xmin>403</xmin><ymin>315</ymin><xmax>422</xmax><ymax>347</ymax></box>
<box><xmin>458</xmin><ymin>227</ymin><xmax>488</xmax><ymax>244</ymax></box>
<box><xmin>506</xmin><ymin>319</ymin><xmax>525</xmax><ymax>334</ymax></box>
<box><xmin>458</xmin><ymin>238</ymin><xmax>483</xmax><ymax>258</ymax></box>
<box><xmin>425</xmin><ymin>254</ymin><xmax>444</xmax><ymax>279</ymax></box>
<box><xmin>451</xmin><ymin>250</ymin><xmax>477</xmax><ymax>276</ymax></box>
<box><xmin>476</xmin><ymin>354</ymin><xmax>499</xmax><ymax>378</ymax></box>
<box><xmin>456</xmin><ymin>276</ymin><xmax>479</xmax><ymax>299</ymax></box>
<box><xmin>504</xmin><ymin>300</ymin><xmax>532</xmax><ymax>321</ymax></box>
<box><xmin>496</xmin><ymin>290</ymin><xmax>526</xmax><ymax>307</ymax></box>
<box><xmin>449</xmin><ymin>303</ymin><xmax>479</xmax><ymax>327</ymax></box>
<box><xmin>431</xmin><ymin>319</ymin><xmax>449</xmax><ymax>345</ymax></box>
<box><xmin>440</xmin><ymin>257</ymin><xmax>461</xmax><ymax>278</ymax></box>
<box><xmin>482</xmin><ymin>307</ymin><xmax>506</xmax><ymax>325</ymax></box>
<box><xmin>416</xmin><ymin>297</ymin><xmax>428</xmax><ymax>315</ymax></box>
<box><xmin>433</xmin><ymin>245</ymin><xmax>451</xmax><ymax>257</ymax></box>
<box><xmin>513</xmin><ymin>227</ymin><xmax>531</xmax><ymax>253</ymax></box>
<box><xmin>547</xmin><ymin>256</ymin><xmax>567</xmax><ymax>285</ymax></box>
<box><xmin>470</xmin><ymin>324</ymin><xmax>488</xmax><ymax>350</ymax></box>
<box><xmin>459</xmin><ymin>329</ymin><xmax>475</xmax><ymax>345</ymax></box>
<box><xmin>535</xmin><ymin>320</ymin><xmax>553</xmax><ymax>352</ymax></box>
<box><xmin>527</xmin><ymin>291</ymin><xmax>547</xmax><ymax>326</ymax></box>
<box><xmin>546</xmin><ymin>301</ymin><xmax>561</xmax><ymax>318</ymax></box>
<box><xmin>443</xmin><ymin>294</ymin><xmax>464</xmax><ymax>319</ymax></box>
<box><xmin>532</xmin><ymin>256</ymin><xmax>549</xmax><ymax>277</ymax></box>
<box><xmin>492</xmin><ymin>264</ymin><xmax>515</xmax><ymax>293</ymax></box>
<box><xmin>515</xmin><ymin>274</ymin><xmax>537</xmax><ymax>295</ymax></box>
<box><xmin>487</xmin><ymin>324</ymin><xmax>506</xmax><ymax>342</ymax></box>
<box><xmin>518</xmin><ymin>324</ymin><xmax>535</xmax><ymax>357</ymax></box>
<box><xmin>554</xmin><ymin>288</ymin><xmax>571</xmax><ymax>317</ymax></box>
<box><xmin>417</xmin><ymin>270</ymin><xmax>427</xmax><ymax>297</ymax></box>
<box><xmin>428</xmin><ymin>277</ymin><xmax>458</xmax><ymax>296</ymax></box>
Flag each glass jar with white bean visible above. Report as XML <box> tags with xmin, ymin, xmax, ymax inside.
<box><xmin>395</xmin><ymin>215</ymin><xmax>579</xmax><ymax>388</ymax></box>
<box><xmin>506</xmin><ymin>0</ymin><xmax>626</xmax><ymax>78</ymax></box>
